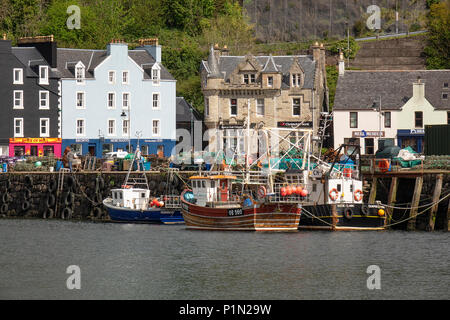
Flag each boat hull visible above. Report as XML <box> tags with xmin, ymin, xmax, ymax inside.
<box><xmin>103</xmin><ymin>199</ymin><xmax>184</xmax><ymax>224</ymax></box>
<box><xmin>299</xmin><ymin>203</ymin><xmax>386</xmax><ymax>231</ymax></box>
<box><xmin>181</xmin><ymin>194</ymin><xmax>301</xmax><ymax>231</ymax></box>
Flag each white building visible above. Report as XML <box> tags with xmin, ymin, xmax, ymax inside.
<box><xmin>333</xmin><ymin>61</ymin><xmax>450</xmax><ymax>154</ymax></box>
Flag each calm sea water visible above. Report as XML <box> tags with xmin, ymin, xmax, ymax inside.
<box><xmin>0</xmin><ymin>219</ymin><xmax>448</xmax><ymax>300</ymax></box>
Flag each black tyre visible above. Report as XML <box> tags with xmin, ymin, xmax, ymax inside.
<box><xmin>23</xmin><ymin>188</ymin><xmax>32</xmax><ymax>200</ymax></box>
<box><xmin>0</xmin><ymin>203</ymin><xmax>8</xmax><ymax>214</ymax></box>
<box><xmin>22</xmin><ymin>201</ymin><xmax>31</xmax><ymax>211</ymax></box>
<box><xmin>24</xmin><ymin>175</ymin><xmax>33</xmax><ymax>186</ymax></box>
<box><xmin>43</xmin><ymin>208</ymin><xmax>54</xmax><ymax>219</ymax></box>
<box><xmin>61</xmin><ymin>207</ymin><xmax>72</xmax><ymax>220</ymax></box>
<box><xmin>48</xmin><ymin>179</ymin><xmax>57</xmax><ymax>193</ymax></box>
<box><xmin>46</xmin><ymin>193</ymin><xmax>56</xmax><ymax>207</ymax></box>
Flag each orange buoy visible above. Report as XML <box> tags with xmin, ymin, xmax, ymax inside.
<box><xmin>300</xmin><ymin>189</ymin><xmax>308</xmax><ymax>197</ymax></box>
<box><xmin>286</xmin><ymin>186</ymin><xmax>293</xmax><ymax>196</ymax></box>
<box><xmin>280</xmin><ymin>187</ymin><xmax>287</xmax><ymax>197</ymax></box>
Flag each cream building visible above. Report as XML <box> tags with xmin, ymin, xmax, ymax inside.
<box><xmin>333</xmin><ymin>64</ymin><xmax>450</xmax><ymax>154</ymax></box>
<box><xmin>200</xmin><ymin>43</ymin><xmax>328</xmax><ymax>157</ymax></box>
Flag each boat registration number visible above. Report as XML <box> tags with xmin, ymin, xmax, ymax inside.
<box><xmin>227</xmin><ymin>208</ymin><xmax>243</xmax><ymax>216</ymax></box>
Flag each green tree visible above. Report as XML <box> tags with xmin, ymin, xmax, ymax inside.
<box><xmin>162</xmin><ymin>0</ymin><xmax>215</xmax><ymax>35</ymax></box>
<box><xmin>424</xmin><ymin>0</ymin><xmax>450</xmax><ymax>69</ymax></box>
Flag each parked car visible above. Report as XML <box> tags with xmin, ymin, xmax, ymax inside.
<box><xmin>104</xmin><ymin>151</ymin><xmax>128</xmax><ymax>159</ymax></box>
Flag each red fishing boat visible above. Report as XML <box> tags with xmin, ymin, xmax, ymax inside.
<box><xmin>180</xmin><ymin>174</ymin><xmax>301</xmax><ymax>231</ymax></box>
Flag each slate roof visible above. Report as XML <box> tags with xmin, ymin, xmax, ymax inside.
<box><xmin>202</xmin><ymin>54</ymin><xmax>317</xmax><ymax>89</ymax></box>
<box><xmin>176</xmin><ymin>97</ymin><xmax>202</xmax><ymax>122</ymax></box>
<box><xmin>11</xmin><ymin>47</ymin><xmax>60</xmax><ymax>78</ymax></box>
<box><xmin>56</xmin><ymin>48</ymin><xmax>174</xmax><ymax>80</ymax></box>
<box><xmin>334</xmin><ymin>70</ymin><xmax>450</xmax><ymax>111</ymax></box>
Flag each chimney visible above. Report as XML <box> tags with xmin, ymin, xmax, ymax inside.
<box><xmin>312</xmin><ymin>41</ymin><xmax>320</xmax><ymax>62</ymax></box>
<box><xmin>213</xmin><ymin>43</ymin><xmax>221</xmax><ymax>61</ymax></box>
<box><xmin>107</xmin><ymin>39</ymin><xmax>128</xmax><ymax>57</ymax></box>
<box><xmin>137</xmin><ymin>38</ymin><xmax>161</xmax><ymax>63</ymax></box>
<box><xmin>338</xmin><ymin>49</ymin><xmax>345</xmax><ymax>76</ymax></box>
<box><xmin>412</xmin><ymin>77</ymin><xmax>425</xmax><ymax>100</ymax></box>
<box><xmin>221</xmin><ymin>44</ymin><xmax>229</xmax><ymax>56</ymax></box>
<box><xmin>17</xmin><ymin>35</ymin><xmax>57</xmax><ymax>68</ymax></box>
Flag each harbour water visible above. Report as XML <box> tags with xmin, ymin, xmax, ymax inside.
<box><xmin>0</xmin><ymin>219</ymin><xmax>448</xmax><ymax>300</ymax></box>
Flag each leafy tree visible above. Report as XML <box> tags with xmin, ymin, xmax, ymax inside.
<box><xmin>326</xmin><ymin>65</ymin><xmax>338</xmax><ymax>111</ymax></box>
<box><xmin>328</xmin><ymin>37</ymin><xmax>360</xmax><ymax>59</ymax></box>
<box><xmin>424</xmin><ymin>0</ymin><xmax>450</xmax><ymax>69</ymax></box>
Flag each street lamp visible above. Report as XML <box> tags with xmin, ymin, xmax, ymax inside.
<box><xmin>120</xmin><ymin>110</ymin><xmax>131</xmax><ymax>153</ymax></box>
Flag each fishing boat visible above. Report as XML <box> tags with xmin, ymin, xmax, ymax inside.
<box><xmin>180</xmin><ymin>173</ymin><xmax>301</xmax><ymax>231</ymax></box>
<box><xmin>103</xmin><ymin>146</ymin><xmax>183</xmax><ymax>224</ymax></box>
<box><xmin>298</xmin><ymin>143</ymin><xmax>386</xmax><ymax>231</ymax></box>
<box><xmin>179</xmin><ymin>127</ymin><xmax>314</xmax><ymax>231</ymax></box>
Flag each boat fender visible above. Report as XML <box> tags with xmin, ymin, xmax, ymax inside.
<box><xmin>354</xmin><ymin>189</ymin><xmax>363</xmax><ymax>202</ymax></box>
<box><xmin>0</xmin><ymin>203</ymin><xmax>8</xmax><ymax>214</ymax></box>
<box><xmin>377</xmin><ymin>159</ymin><xmax>390</xmax><ymax>173</ymax></box>
<box><xmin>24</xmin><ymin>175</ymin><xmax>33</xmax><ymax>186</ymax></box>
<box><xmin>329</xmin><ymin>188</ymin><xmax>339</xmax><ymax>201</ymax></box>
<box><xmin>361</xmin><ymin>205</ymin><xmax>369</xmax><ymax>216</ymax></box>
<box><xmin>22</xmin><ymin>200</ymin><xmax>31</xmax><ymax>211</ymax></box>
<box><xmin>23</xmin><ymin>188</ymin><xmax>32</xmax><ymax>200</ymax></box>
<box><xmin>48</xmin><ymin>179</ymin><xmax>57</xmax><ymax>193</ymax></box>
<box><xmin>61</xmin><ymin>207</ymin><xmax>73</xmax><ymax>220</ymax></box>
<box><xmin>43</xmin><ymin>207</ymin><xmax>54</xmax><ymax>219</ymax></box>
<box><xmin>344</xmin><ymin>208</ymin><xmax>353</xmax><ymax>220</ymax></box>
<box><xmin>46</xmin><ymin>193</ymin><xmax>56</xmax><ymax>208</ymax></box>
<box><xmin>257</xmin><ymin>186</ymin><xmax>267</xmax><ymax>199</ymax></box>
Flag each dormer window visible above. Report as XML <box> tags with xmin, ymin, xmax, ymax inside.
<box><xmin>267</xmin><ymin>76</ymin><xmax>273</xmax><ymax>87</ymax></box>
<box><xmin>39</xmin><ymin>66</ymin><xmax>49</xmax><ymax>85</ymax></box>
<box><xmin>13</xmin><ymin>68</ymin><xmax>23</xmax><ymax>84</ymax></box>
<box><xmin>74</xmin><ymin>62</ymin><xmax>85</xmax><ymax>84</ymax></box>
<box><xmin>152</xmin><ymin>64</ymin><xmax>160</xmax><ymax>85</ymax></box>
<box><xmin>291</xmin><ymin>74</ymin><xmax>301</xmax><ymax>87</ymax></box>
<box><xmin>243</xmin><ymin>73</ymin><xmax>256</xmax><ymax>84</ymax></box>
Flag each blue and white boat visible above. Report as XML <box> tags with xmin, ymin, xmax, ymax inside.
<box><xmin>103</xmin><ymin>146</ymin><xmax>184</xmax><ymax>224</ymax></box>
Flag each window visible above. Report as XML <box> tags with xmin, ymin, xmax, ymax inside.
<box><xmin>243</xmin><ymin>74</ymin><xmax>255</xmax><ymax>84</ymax></box>
<box><xmin>230</xmin><ymin>98</ymin><xmax>237</xmax><ymax>116</ymax></box>
<box><xmin>76</xmin><ymin>92</ymin><xmax>85</xmax><ymax>109</ymax></box>
<box><xmin>76</xmin><ymin>119</ymin><xmax>85</xmax><ymax>136</ymax></box>
<box><xmin>205</xmin><ymin>98</ymin><xmax>209</xmax><ymax>117</ymax></box>
<box><xmin>13</xmin><ymin>68</ymin><xmax>23</xmax><ymax>84</ymax></box>
<box><xmin>350</xmin><ymin>112</ymin><xmax>358</xmax><ymax>128</ymax></box>
<box><xmin>365</xmin><ymin>138</ymin><xmax>374</xmax><ymax>155</ymax></box>
<box><xmin>122</xmin><ymin>119</ymin><xmax>129</xmax><ymax>136</ymax></box>
<box><xmin>152</xmin><ymin>65</ymin><xmax>160</xmax><ymax>85</ymax></box>
<box><xmin>43</xmin><ymin>146</ymin><xmax>54</xmax><ymax>156</ymax></box>
<box><xmin>444</xmin><ymin>82</ymin><xmax>449</xmax><ymax>88</ymax></box>
<box><xmin>257</xmin><ymin>99</ymin><xmax>265</xmax><ymax>116</ymax></box>
<box><xmin>443</xmin><ymin>93</ymin><xmax>448</xmax><ymax>100</ymax></box>
<box><xmin>13</xmin><ymin>90</ymin><xmax>23</xmax><ymax>109</ymax></box>
<box><xmin>40</xmin><ymin>118</ymin><xmax>49</xmax><ymax>137</ymax></box>
<box><xmin>415</xmin><ymin>111</ymin><xmax>423</xmax><ymax>128</ymax></box>
<box><xmin>122</xmin><ymin>93</ymin><xmax>130</xmax><ymax>109</ymax></box>
<box><xmin>292</xmin><ymin>74</ymin><xmax>301</xmax><ymax>87</ymax></box>
<box><xmin>267</xmin><ymin>76</ymin><xmax>273</xmax><ymax>87</ymax></box>
<box><xmin>39</xmin><ymin>66</ymin><xmax>49</xmax><ymax>85</ymax></box>
<box><xmin>448</xmin><ymin>111</ymin><xmax>450</xmax><ymax>125</ymax></box>
<box><xmin>14</xmin><ymin>118</ymin><xmax>23</xmax><ymax>137</ymax></box>
<box><xmin>107</xmin><ymin>93</ymin><xmax>115</xmax><ymax>109</ymax></box>
<box><xmin>70</xmin><ymin>144</ymin><xmax>82</xmax><ymax>154</ymax></box>
<box><xmin>152</xmin><ymin>93</ymin><xmax>160</xmax><ymax>109</ymax></box>
<box><xmin>107</xmin><ymin>119</ymin><xmax>116</xmax><ymax>136</ymax></box>
<box><xmin>39</xmin><ymin>91</ymin><xmax>49</xmax><ymax>109</ymax></box>
<box><xmin>108</xmin><ymin>71</ymin><xmax>115</xmax><ymax>84</ymax></box>
<box><xmin>384</xmin><ymin>111</ymin><xmax>391</xmax><ymax>128</ymax></box>
<box><xmin>152</xmin><ymin>120</ymin><xmax>160</xmax><ymax>136</ymax></box>
<box><xmin>122</xmin><ymin>71</ymin><xmax>129</xmax><ymax>84</ymax></box>
<box><xmin>76</xmin><ymin>66</ymin><xmax>84</xmax><ymax>84</ymax></box>
<box><xmin>292</xmin><ymin>98</ymin><xmax>301</xmax><ymax>116</ymax></box>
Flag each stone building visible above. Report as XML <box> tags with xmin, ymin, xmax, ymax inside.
<box><xmin>200</xmin><ymin>43</ymin><xmax>328</xmax><ymax>156</ymax></box>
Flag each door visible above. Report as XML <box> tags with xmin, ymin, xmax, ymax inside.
<box><xmin>88</xmin><ymin>145</ymin><xmax>96</xmax><ymax>156</ymax></box>
<box><xmin>30</xmin><ymin>145</ymin><xmax>38</xmax><ymax>156</ymax></box>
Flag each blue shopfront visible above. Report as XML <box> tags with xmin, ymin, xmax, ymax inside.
<box><xmin>62</xmin><ymin>138</ymin><xmax>176</xmax><ymax>158</ymax></box>
<box><xmin>397</xmin><ymin>129</ymin><xmax>425</xmax><ymax>153</ymax></box>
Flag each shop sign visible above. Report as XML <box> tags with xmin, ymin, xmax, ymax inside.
<box><xmin>352</xmin><ymin>130</ymin><xmax>385</xmax><ymax>138</ymax></box>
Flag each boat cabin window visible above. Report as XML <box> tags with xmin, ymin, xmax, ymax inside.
<box><xmin>202</xmin><ymin>181</ymin><xmax>206</xmax><ymax>188</ymax></box>
<box><xmin>141</xmin><ymin>193</ymin><xmax>146</xmax><ymax>198</ymax></box>
<box><xmin>337</xmin><ymin>184</ymin><xmax>341</xmax><ymax>192</ymax></box>
<box><xmin>312</xmin><ymin>184</ymin><xmax>317</xmax><ymax>192</ymax></box>
<box><xmin>350</xmin><ymin>185</ymin><xmax>353</xmax><ymax>192</ymax></box>
<box><xmin>211</xmin><ymin>181</ymin><xmax>215</xmax><ymax>188</ymax></box>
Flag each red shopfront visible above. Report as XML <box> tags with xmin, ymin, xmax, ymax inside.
<box><xmin>9</xmin><ymin>138</ymin><xmax>62</xmax><ymax>158</ymax></box>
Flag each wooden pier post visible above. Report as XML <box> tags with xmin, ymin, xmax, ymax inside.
<box><xmin>407</xmin><ymin>176</ymin><xmax>423</xmax><ymax>231</ymax></box>
<box><xmin>331</xmin><ymin>204</ymin><xmax>337</xmax><ymax>231</ymax></box>
<box><xmin>427</xmin><ymin>174</ymin><xmax>443</xmax><ymax>231</ymax></box>
<box><xmin>385</xmin><ymin>177</ymin><xmax>398</xmax><ymax>227</ymax></box>
<box><xmin>446</xmin><ymin>199</ymin><xmax>450</xmax><ymax>232</ymax></box>
<box><xmin>368</xmin><ymin>177</ymin><xmax>378</xmax><ymax>204</ymax></box>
